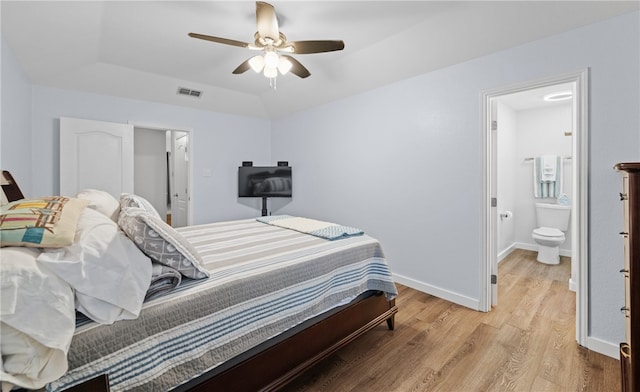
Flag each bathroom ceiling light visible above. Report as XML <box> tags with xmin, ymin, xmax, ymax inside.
<box><xmin>543</xmin><ymin>91</ymin><xmax>573</xmax><ymax>102</ymax></box>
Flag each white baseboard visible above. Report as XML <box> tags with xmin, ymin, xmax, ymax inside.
<box><xmin>497</xmin><ymin>243</ymin><xmax>516</xmax><ymax>263</ymax></box>
<box><xmin>514</xmin><ymin>242</ymin><xmax>537</xmax><ymax>252</ymax></box>
<box><xmin>586</xmin><ymin>336</ymin><xmax>620</xmax><ymax>359</ymax></box>
<box><xmin>569</xmin><ymin>278</ymin><xmax>577</xmax><ymax>292</ymax></box>
<box><xmin>393</xmin><ymin>273</ymin><xmax>481</xmax><ymax>311</ymax></box>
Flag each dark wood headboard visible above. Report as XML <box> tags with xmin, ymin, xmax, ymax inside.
<box><xmin>1</xmin><ymin>170</ymin><xmax>25</xmax><ymax>203</ymax></box>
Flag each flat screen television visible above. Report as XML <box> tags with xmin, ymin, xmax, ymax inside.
<box><xmin>238</xmin><ymin>166</ymin><xmax>292</xmax><ymax>198</ymax></box>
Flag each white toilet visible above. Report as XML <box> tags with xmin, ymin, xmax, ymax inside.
<box><xmin>531</xmin><ymin>202</ymin><xmax>571</xmax><ymax>264</ymax></box>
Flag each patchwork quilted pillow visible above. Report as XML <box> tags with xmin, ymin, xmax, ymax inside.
<box><xmin>118</xmin><ymin>207</ymin><xmax>208</xmax><ymax>279</ymax></box>
<box><xmin>119</xmin><ymin>193</ymin><xmax>161</xmax><ymax>220</ymax></box>
<box><xmin>0</xmin><ymin>196</ymin><xmax>88</xmax><ymax>248</ymax></box>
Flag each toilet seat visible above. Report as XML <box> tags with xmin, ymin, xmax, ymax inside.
<box><xmin>533</xmin><ymin>227</ymin><xmax>564</xmax><ymax>238</ymax></box>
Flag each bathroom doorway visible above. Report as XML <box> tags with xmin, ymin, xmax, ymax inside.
<box><xmin>494</xmin><ymin>83</ymin><xmax>574</xmax><ymax>275</ymax></box>
<box><xmin>481</xmin><ymin>70</ymin><xmax>589</xmax><ymax>346</ymax></box>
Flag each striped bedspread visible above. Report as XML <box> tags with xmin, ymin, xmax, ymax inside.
<box><xmin>47</xmin><ymin>218</ymin><xmax>397</xmax><ymax>392</ymax></box>
<box><xmin>256</xmin><ymin>215</ymin><xmax>364</xmax><ymax>240</ymax></box>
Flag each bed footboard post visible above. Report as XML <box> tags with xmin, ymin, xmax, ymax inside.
<box><xmin>386</xmin><ymin>298</ymin><xmax>396</xmax><ymax>330</ymax></box>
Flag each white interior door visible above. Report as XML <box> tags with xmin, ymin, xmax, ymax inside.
<box><xmin>170</xmin><ymin>131</ymin><xmax>189</xmax><ymax>227</ymax></box>
<box><xmin>60</xmin><ymin>117</ymin><xmax>134</xmax><ymax>197</ymax></box>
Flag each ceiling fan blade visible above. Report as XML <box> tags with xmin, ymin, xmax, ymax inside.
<box><xmin>232</xmin><ymin>59</ymin><xmax>252</xmax><ymax>75</ymax></box>
<box><xmin>188</xmin><ymin>33</ymin><xmax>249</xmax><ymax>49</ymax></box>
<box><xmin>281</xmin><ymin>55</ymin><xmax>310</xmax><ymax>79</ymax></box>
<box><xmin>256</xmin><ymin>1</ymin><xmax>279</xmax><ymax>41</ymax></box>
<box><xmin>288</xmin><ymin>40</ymin><xmax>345</xmax><ymax>54</ymax></box>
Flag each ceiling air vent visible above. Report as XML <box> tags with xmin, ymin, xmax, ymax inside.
<box><xmin>177</xmin><ymin>87</ymin><xmax>202</xmax><ymax>98</ymax></box>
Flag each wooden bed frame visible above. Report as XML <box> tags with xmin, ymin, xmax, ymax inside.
<box><xmin>1</xmin><ymin>170</ymin><xmax>25</xmax><ymax>204</ymax></box>
<box><xmin>184</xmin><ymin>292</ymin><xmax>397</xmax><ymax>391</ymax></box>
<box><xmin>0</xmin><ymin>171</ymin><xmax>398</xmax><ymax>392</ymax></box>
<box><xmin>68</xmin><ymin>294</ymin><xmax>397</xmax><ymax>392</ymax></box>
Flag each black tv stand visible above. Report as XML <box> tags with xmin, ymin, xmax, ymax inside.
<box><xmin>261</xmin><ymin>197</ymin><xmax>268</xmax><ymax>216</ymax></box>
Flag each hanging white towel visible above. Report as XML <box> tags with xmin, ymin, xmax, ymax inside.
<box><xmin>540</xmin><ymin>155</ymin><xmax>557</xmax><ymax>182</ymax></box>
<box><xmin>533</xmin><ymin>155</ymin><xmax>563</xmax><ymax>198</ymax></box>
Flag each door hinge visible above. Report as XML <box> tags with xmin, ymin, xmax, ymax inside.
<box><xmin>491</xmin><ymin>120</ymin><xmax>498</xmax><ymax>131</ymax></box>
<box><xmin>491</xmin><ymin>274</ymin><xmax>497</xmax><ymax>284</ymax></box>
<box><xmin>491</xmin><ymin>198</ymin><xmax>497</xmax><ymax>207</ymax></box>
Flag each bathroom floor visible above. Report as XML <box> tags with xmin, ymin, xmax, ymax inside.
<box><xmin>500</xmin><ymin>247</ymin><xmax>571</xmax><ymax>287</ymax></box>
<box><xmin>283</xmin><ymin>248</ymin><xmax>619</xmax><ymax>392</ymax></box>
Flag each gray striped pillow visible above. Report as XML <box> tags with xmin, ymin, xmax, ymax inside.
<box><xmin>118</xmin><ymin>207</ymin><xmax>208</xmax><ymax>279</ymax></box>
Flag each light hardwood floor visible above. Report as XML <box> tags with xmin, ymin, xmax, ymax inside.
<box><xmin>282</xmin><ymin>249</ymin><xmax>620</xmax><ymax>392</ymax></box>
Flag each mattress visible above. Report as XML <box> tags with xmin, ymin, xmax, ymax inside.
<box><xmin>48</xmin><ymin>219</ymin><xmax>397</xmax><ymax>391</ymax></box>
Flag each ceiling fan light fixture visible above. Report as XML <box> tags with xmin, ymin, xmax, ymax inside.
<box><xmin>277</xmin><ymin>56</ymin><xmax>292</xmax><ymax>75</ymax></box>
<box><xmin>248</xmin><ymin>55</ymin><xmax>265</xmax><ymax>72</ymax></box>
<box><xmin>264</xmin><ymin>51</ymin><xmax>279</xmax><ymax>68</ymax></box>
<box><xmin>263</xmin><ymin>65</ymin><xmax>278</xmax><ymax>78</ymax></box>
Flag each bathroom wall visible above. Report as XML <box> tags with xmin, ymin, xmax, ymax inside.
<box><xmin>512</xmin><ymin>103</ymin><xmax>573</xmax><ymax>255</ymax></box>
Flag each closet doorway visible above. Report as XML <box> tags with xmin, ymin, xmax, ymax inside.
<box><xmin>133</xmin><ymin>125</ymin><xmax>191</xmax><ymax>228</ymax></box>
<box><xmin>481</xmin><ymin>69</ymin><xmax>589</xmax><ymax>347</ymax></box>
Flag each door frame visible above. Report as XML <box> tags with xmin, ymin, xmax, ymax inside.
<box><xmin>129</xmin><ymin>121</ymin><xmax>194</xmax><ymax>226</ymax></box>
<box><xmin>480</xmin><ymin>69</ymin><xmax>589</xmax><ymax>347</ymax></box>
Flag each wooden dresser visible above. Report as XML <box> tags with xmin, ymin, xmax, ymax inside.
<box><xmin>615</xmin><ymin>162</ymin><xmax>640</xmax><ymax>392</ymax></box>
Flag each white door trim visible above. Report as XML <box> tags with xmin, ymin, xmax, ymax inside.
<box><xmin>129</xmin><ymin>121</ymin><xmax>194</xmax><ymax>226</ymax></box>
<box><xmin>480</xmin><ymin>69</ymin><xmax>589</xmax><ymax>347</ymax></box>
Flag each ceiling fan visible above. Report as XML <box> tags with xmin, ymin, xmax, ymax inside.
<box><xmin>188</xmin><ymin>1</ymin><xmax>344</xmax><ymax>86</ymax></box>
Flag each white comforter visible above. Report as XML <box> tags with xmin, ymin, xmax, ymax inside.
<box><xmin>0</xmin><ymin>247</ymin><xmax>75</xmax><ymax>392</ymax></box>
<box><xmin>0</xmin><ymin>208</ymin><xmax>152</xmax><ymax>391</ymax></box>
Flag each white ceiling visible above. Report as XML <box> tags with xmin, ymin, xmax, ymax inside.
<box><xmin>2</xmin><ymin>1</ymin><xmax>638</xmax><ymax>119</ymax></box>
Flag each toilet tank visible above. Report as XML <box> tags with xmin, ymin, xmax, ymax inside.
<box><xmin>535</xmin><ymin>203</ymin><xmax>571</xmax><ymax>231</ymax></box>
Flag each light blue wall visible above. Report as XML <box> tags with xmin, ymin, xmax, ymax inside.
<box><xmin>28</xmin><ymin>86</ymin><xmax>272</xmax><ymax>223</ymax></box>
<box><xmin>1</xmin><ymin>36</ymin><xmax>32</xmax><ymax>195</ymax></box>
<box><xmin>271</xmin><ymin>11</ymin><xmax>640</xmax><ymax>347</ymax></box>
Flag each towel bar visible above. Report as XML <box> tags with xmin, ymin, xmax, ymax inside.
<box><xmin>524</xmin><ymin>156</ymin><xmax>572</xmax><ymax>162</ymax></box>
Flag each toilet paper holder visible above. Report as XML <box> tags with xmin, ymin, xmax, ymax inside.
<box><xmin>499</xmin><ymin>211</ymin><xmax>513</xmax><ymax>220</ymax></box>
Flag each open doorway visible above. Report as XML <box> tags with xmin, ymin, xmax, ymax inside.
<box><xmin>494</xmin><ymin>83</ymin><xmax>574</xmax><ymax>277</ymax></box>
<box><xmin>133</xmin><ymin>125</ymin><xmax>192</xmax><ymax>228</ymax></box>
<box><xmin>481</xmin><ymin>70</ymin><xmax>589</xmax><ymax>346</ymax></box>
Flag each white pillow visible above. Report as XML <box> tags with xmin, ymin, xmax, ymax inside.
<box><xmin>37</xmin><ymin>208</ymin><xmax>152</xmax><ymax>324</ymax></box>
<box><xmin>76</xmin><ymin>189</ymin><xmax>120</xmax><ymax>222</ymax></box>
